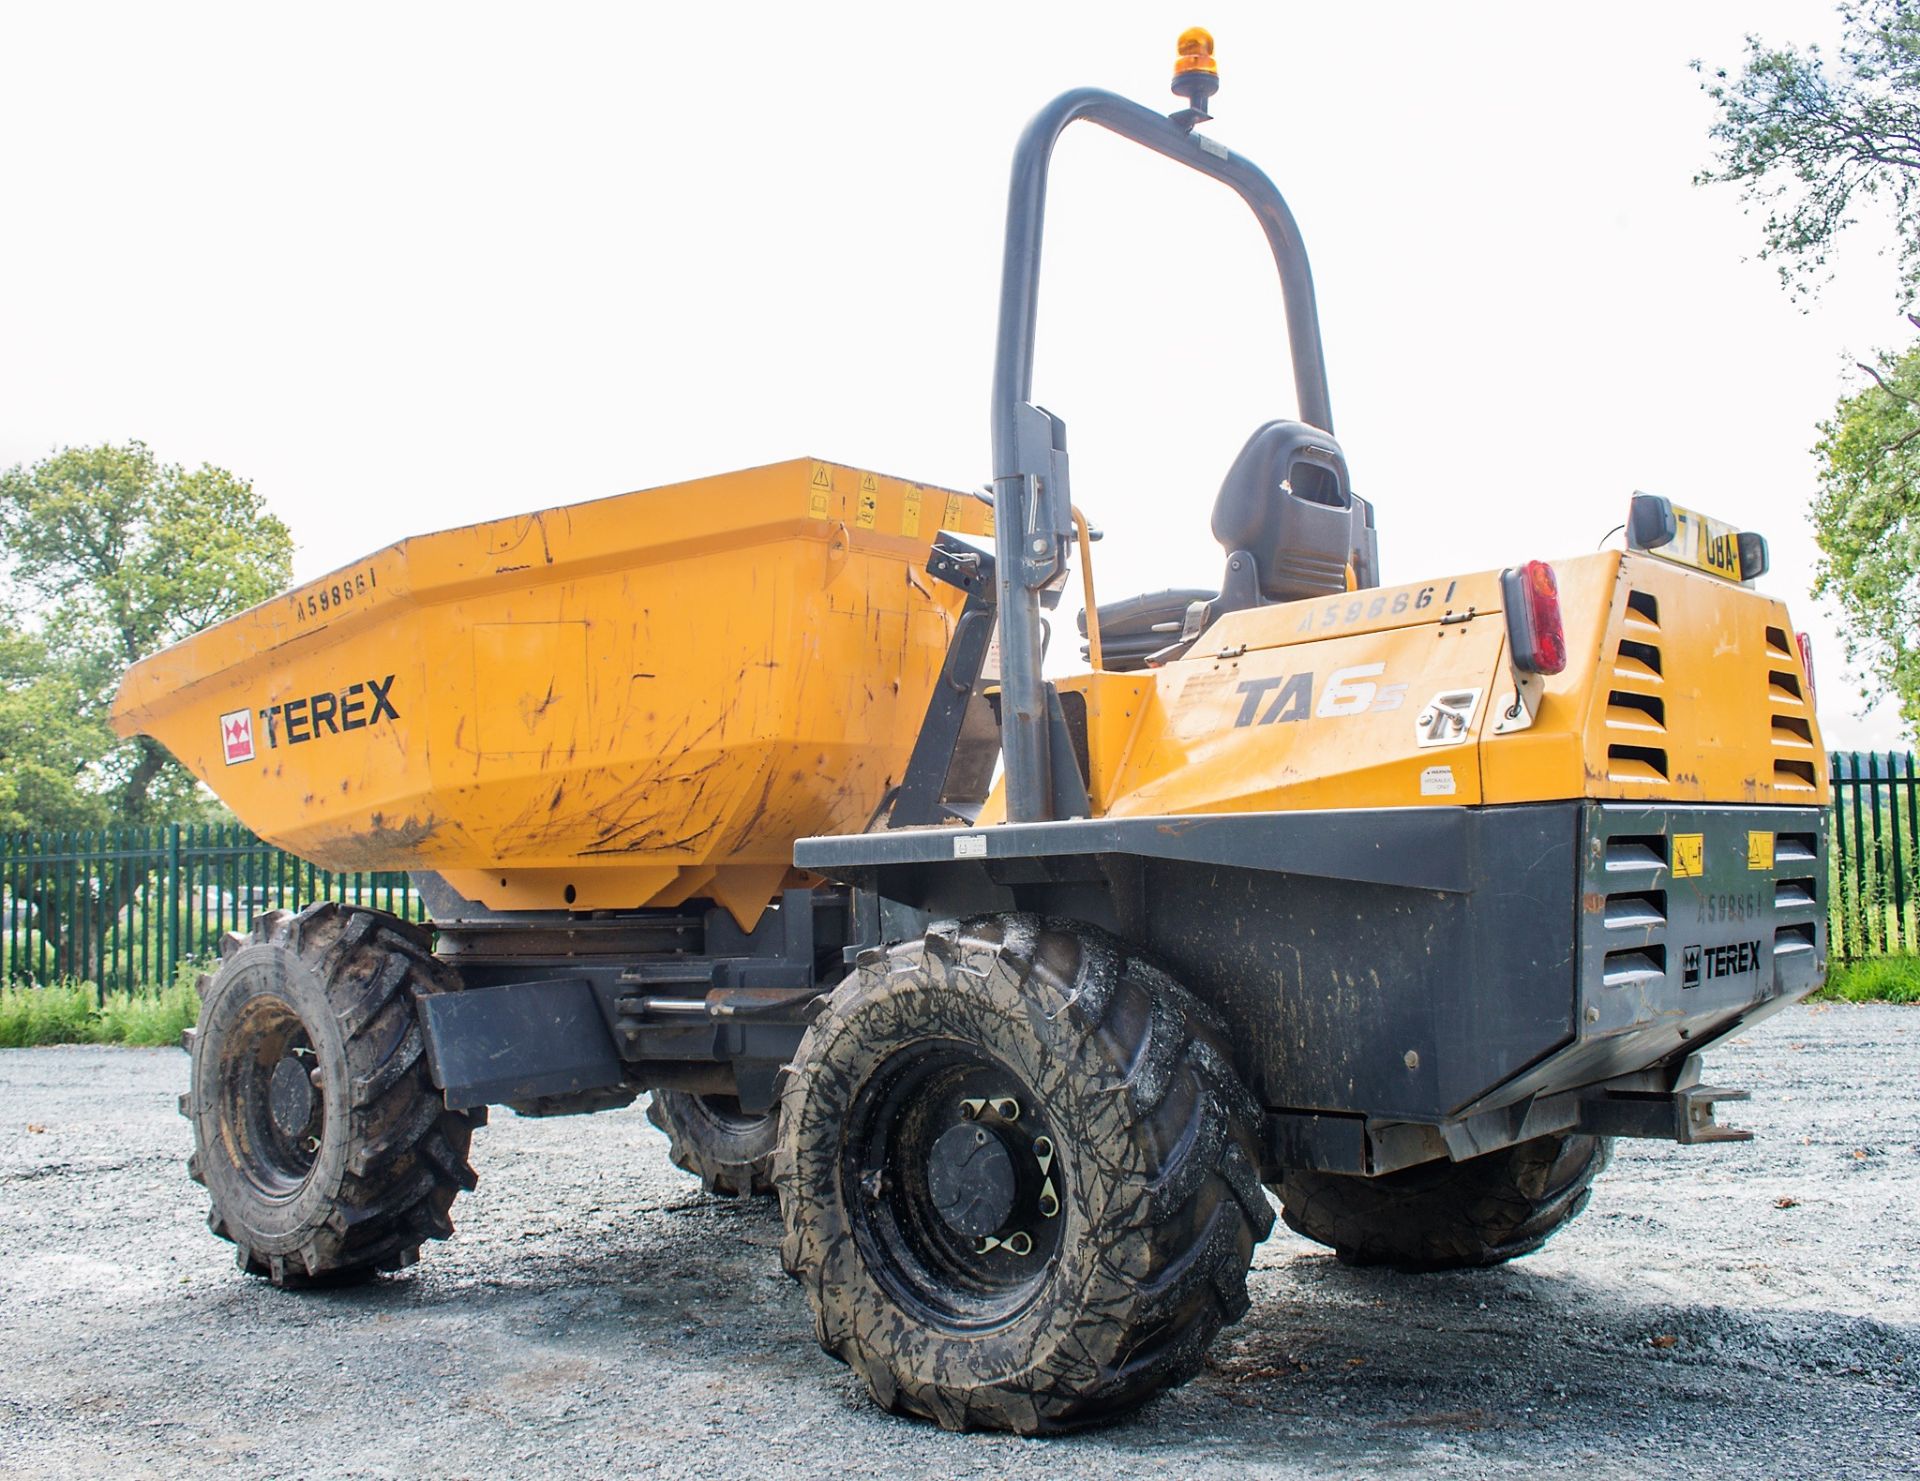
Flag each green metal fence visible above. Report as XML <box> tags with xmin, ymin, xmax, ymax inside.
<box><xmin>0</xmin><ymin>824</ymin><xmax>422</xmax><ymax>997</ymax></box>
<box><xmin>0</xmin><ymin>752</ymin><xmax>1911</xmax><ymax>993</ymax></box>
<box><xmin>1829</xmin><ymin>750</ymin><xmax>1920</xmax><ymax>964</ymax></box>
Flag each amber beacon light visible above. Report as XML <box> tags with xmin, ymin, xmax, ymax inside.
<box><xmin>1172</xmin><ymin>26</ymin><xmax>1219</xmax><ymax>109</ymax></box>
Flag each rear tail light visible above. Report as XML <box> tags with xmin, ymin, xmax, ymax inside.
<box><xmin>1795</xmin><ymin>630</ymin><xmax>1816</xmax><ymax>702</ymax></box>
<box><xmin>1501</xmin><ymin>560</ymin><xmax>1567</xmax><ymax>675</ymax></box>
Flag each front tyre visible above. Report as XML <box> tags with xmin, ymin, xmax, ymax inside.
<box><xmin>777</xmin><ymin>915</ymin><xmax>1274</xmax><ymax>1434</ymax></box>
<box><xmin>1275</xmin><ymin>1132</ymin><xmax>1612</xmax><ymax>1273</ymax></box>
<box><xmin>183</xmin><ymin>903</ymin><xmax>482</xmax><ymax>1287</ymax></box>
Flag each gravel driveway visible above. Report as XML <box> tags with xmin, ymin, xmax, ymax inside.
<box><xmin>1</xmin><ymin>1003</ymin><xmax>1915</xmax><ymax>1479</ymax></box>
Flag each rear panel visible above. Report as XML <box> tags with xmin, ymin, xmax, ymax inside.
<box><xmin>1069</xmin><ymin>550</ymin><xmax>1829</xmax><ymax>817</ymax></box>
<box><xmin>1483</xmin><ymin>552</ymin><xmax>1828</xmax><ymax>806</ymax></box>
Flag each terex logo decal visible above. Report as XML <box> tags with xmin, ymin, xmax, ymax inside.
<box><xmin>257</xmin><ymin>675</ymin><xmax>400</xmax><ymax>750</ymax></box>
<box><xmin>1232</xmin><ymin>664</ymin><xmax>1408</xmax><ymax>727</ymax></box>
<box><xmin>1682</xmin><ymin>940</ymin><xmax>1762</xmax><ymax>988</ymax></box>
<box><xmin>219</xmin><ymin>709</ymin><xmax>255</xmax><ymax>765</ymax></box>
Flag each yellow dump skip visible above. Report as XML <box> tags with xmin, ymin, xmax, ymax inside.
<box><xmin>111</xmin><ymin>458</ymin><xmax>991</xmax><ymax>927</ymax></box>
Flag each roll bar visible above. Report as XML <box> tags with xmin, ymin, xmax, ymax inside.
<box><xmin>989</xmin><ymin>84</ymin><xmax>1335</xmax><ymax>823</ymax></box>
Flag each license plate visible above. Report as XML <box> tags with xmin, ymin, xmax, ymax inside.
<box><xmin>1659</xmin><ymin>501</ymin><xmax>1746</xmax><ymax>581</ymax></box>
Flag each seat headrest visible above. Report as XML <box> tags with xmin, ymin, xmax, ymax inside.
<box><xmin>1209</xmin><ymin>420</ymin><xmax>1376</xmax><ymax>605</ymax></box>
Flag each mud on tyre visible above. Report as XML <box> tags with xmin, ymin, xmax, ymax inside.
<box><xmin>183</xmin><ymin>902</ymin><xmax>482</xmax><ymax>1287</ymax></box>
<box><xmin>1275</xmin><ymin>1132</ymin><xmax>1612</xmax><ymax>1273</ymax></box>
<box><xmin>648</xmin><ymin>1090</ymin><xmax>778</xmax><ymax>1197</ymax></box>
<box><xmin>776</xmin><ymin>914</ymin><xmax>1274</xmax><ymax>1434</ymax></box>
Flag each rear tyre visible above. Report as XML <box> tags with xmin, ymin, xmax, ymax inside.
<box><xmin>1275</xmin><ymin>1133</ymin><xmax>1611</xmax><ymax>1273</ymax></box>
<box><xmin>777</xmin><ymin>915</ymin><xmax>1274</xmax><ymax>1434</ymax></box>
<box><xmin>647</xmin><ymin>1090</ymin><xmax>778</xmax><ymax>1197</ymax></box>
<box><xmin>183</xmin><ymin>902</ymin><xmax>482</xmax><ymax>1288</ymax></box>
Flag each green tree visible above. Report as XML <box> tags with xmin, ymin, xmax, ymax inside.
<box><xmin>0</xmin><ymin>440</ymin><xmax>293</xmax><ymax>829</ymax></box>
<box><xmin>0</xmin><ymin>621</ymin><xmax>113</xmax><ymax>835</ymax></box>
<box><xmin>1696</xmin><ymin>1</ymin><xmax>1920</xmax><ymax>304</ymax></box>
<box><xmin>0</xmin><ymin>442</ymin><xmax>292</xmax><ymax>981</ymax></box>
<box><xmin>1811</xmin><ymin>338</ymin><xmax>1920</xmax><ymax>731</ymax></box>
<box><xmin>1700</xmin><ymin>3</ymin><xmax>1920</xmax><ymax>733</ymax></box>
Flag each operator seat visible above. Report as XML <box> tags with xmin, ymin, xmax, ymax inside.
<box><xmin>1079</xmin><ymin>421</ymin><xmax>1378</xmax><ymax>670</ymax></box>
<box><xmin>1207</xmin><ymin>420</ymin><xmax>1378</xmax><ymax>616</ymax></box>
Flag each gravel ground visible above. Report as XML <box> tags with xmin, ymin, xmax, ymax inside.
<box><xmin>0</xmin><ymin>1002</ymin><xmax>1914</xmax><ymax>1480</ymax></box>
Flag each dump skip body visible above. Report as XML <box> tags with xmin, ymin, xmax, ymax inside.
<box><xmin>112</xmin><ymin>458</ymin><xmax>990</xmax><ymax>926</ymax></box>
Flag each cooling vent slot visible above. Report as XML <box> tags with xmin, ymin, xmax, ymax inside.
<box><xmin>1774</xmin><ymin>877</ymin><xmax>1817</xmax><ymax>910</ymax></box>
<box><xmin>1603</xmin><ymin>945</ymin><xmax>1666</xmax><ymax>988</ymax></box>
<box><xmin>1625</xmin><ymin>590</ymin><xmax>1660</xmax><ymax>630</ymax></box>
<box><xmin>1606</xmin><ymin>691</ymin><xmax>1666</xmax><ymax>733</ymax></box>
<box><xmin>1607</xmin><ymin>744</ymin><xmax>1669</xmax><ymax>783</ymax></box>
<box><xmin>1604</xmin><ymin>890</ymin><xmax>1667</xmax><ymax>929</ymax></box>
<box><xmin>1774</xmin><ymin>922</ymin><xmax>1817</xmax><ymax>956</ymax></box>
<box><xmin>1615</xmin><ymin>639</ymin><xmax>1664</xmax><ymax>681</ymax></box>
<box><xmin>1605</xmin><ymin>834</ymin><xmax>1667</xmax><ymax>872</ymax></box>
<box><xmin>1773</xmin><ymin>759</ymin><xmax>1818</xmax><ymax>791</ymax></box>
<box><xmin>1771</xmin><ymin>714</ymin><xmax>1814</xmax><ymax>746</ymax></box>
<box><xmin>1766</xmin><ymin>635</ymin><xmax>1816</xmax><ymax>792</ymax></box>
<box><xmin>1776</xmin><ymin>833</ymin><xmax>1818</xmax><ymax>864</ymax></box>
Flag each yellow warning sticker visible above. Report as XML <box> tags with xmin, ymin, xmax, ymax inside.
<box><xmin>901</xmin><ymin>490</ymin><xmax>922</xmax><ymax>538</ymax></box>
<box><xmin>1672</xmin><ymin>833</ymin><xmax>1705</xmax><ymax>879</ymax></box>
<box><xmin>856</xmin><ymin>473</ymin><xmax>878</xmax><ymax>530</ymax></box>
<box><xmin>1747</xmin><ymin>830</ymin><xmax>1774</xmax><ymax>871</ymax></box>
<box><xmin>808</xmin><ymin>462</ymin><xmax>833</xmax><ymax>521</ymax></box>
<box><xmin>943</xmin><ymin>493</ymin><xmax>965</xmax><ymax>530</ymax></box>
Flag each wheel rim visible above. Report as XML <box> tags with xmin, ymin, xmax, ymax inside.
<box><xmin>842</xmin><ymin>1039</ymin><xmax>1065</xmax><ymax>1331</ymax></box>
<box><xmin>218</xmin><ymin>994</ymin><xmax>324</xmax><ymax>1198</ymax></box>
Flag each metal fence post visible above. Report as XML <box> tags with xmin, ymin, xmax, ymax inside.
<box><xmin>165</xmin><ymin>823</ymin><xmax>181</xmax><ymax>985</ymax></box>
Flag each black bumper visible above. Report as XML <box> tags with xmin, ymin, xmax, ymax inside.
<box><xmin>797</xmin><ymin>802</ymin><xmax>1828</xmax><ymax>1166</ymax></box>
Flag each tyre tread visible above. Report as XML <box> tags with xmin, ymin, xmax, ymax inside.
<box><xmin>1276</xmin><ymin>1133</ymin><xmax>1611</xmax><ymax>1273</ymax></box>
<box><xmin>192</xmin><ymin>900</ymin><xmax>479</xmax><ymax>1288</ymax></box>
<box><xmin>647</xmin><ymin>1090</ymin><xmax>778</xmax><ymax>1197</ymax></box>
<box><xmin>779</xmin><ymin>914</ymin><xmax>1272</xmax><ymax>1434</ymax></box>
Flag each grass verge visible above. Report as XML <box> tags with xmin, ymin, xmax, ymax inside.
<box><xmin>1814</xmin><ymin>955</ymin><xmax>1920</xmax><ymax>1004</ymax></box>
<box><xmin>0</xmin><ymin>960</ymin><xmax>202</xmax><ymax>1048</ymax></box>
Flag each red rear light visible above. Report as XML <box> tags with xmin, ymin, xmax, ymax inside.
<box><xmin>1501</xmin><ymin>560</ymin><xmax>1567</xmax><ymax>676</ymax></box>
<box><xmin>1795</xmin><ymin>630</ymin><xmax>1816</xmax><ymax>702</ymax></box>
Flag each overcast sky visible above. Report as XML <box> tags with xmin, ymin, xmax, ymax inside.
<box><xmin>1</xmin><ymin>2</ymin><xmax>1910</xmax><ymax>749</ymax></box>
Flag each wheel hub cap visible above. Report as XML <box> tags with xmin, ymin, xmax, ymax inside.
<box><xmin>927</xmin><ymin>1122</ymin><xmax>1017</xmax><ymax>1237</ymax></box>
<box><xmin>268</xmin><ymin>1054</ymin><xmax>315</xmax><ymax>1141</ymax></box>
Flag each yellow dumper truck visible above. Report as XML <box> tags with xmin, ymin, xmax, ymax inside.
<box><xmin>114</xmin><ymin>33</ymin><xmax>1828</xmax><ymax>1434</ymax></box>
